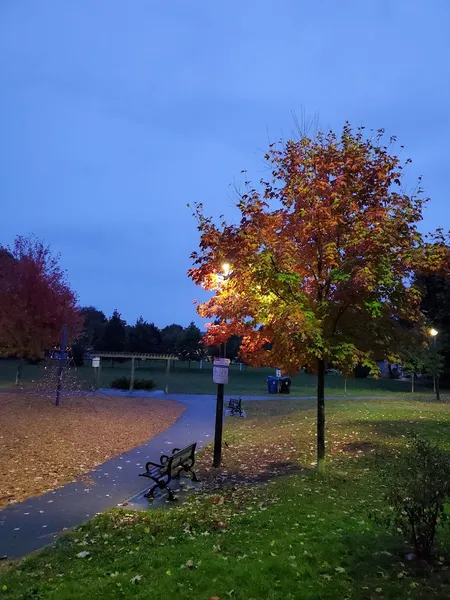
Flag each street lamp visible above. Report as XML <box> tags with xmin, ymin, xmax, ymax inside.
<box><xmin>212</xmin><ymin>263</ymin><xmax>232</xmax><ymax>468</ymax></box>
<box><xmin>428</xmin><ymin>328</ymin><xmax>440</xmax><ymax>401</ymax></box>
<box><xmin>222</xmin><ymin>262</ymin><xmax>231</xmax><ymax>277</ymax></box>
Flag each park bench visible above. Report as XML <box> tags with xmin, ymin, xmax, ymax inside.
<box><xmin>227</xmin><ymin>397</ymin><xmax>243</xmax><ymax>416</ymax></box>
<box><xmin>139</xmin><ymin>442</ymin><xmax>198</xmax><ymax>501</ymax></box>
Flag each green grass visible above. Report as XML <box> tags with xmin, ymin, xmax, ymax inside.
<box><xmin>0</xmin><ymin>358</ymin><xmax>432</xmax><ymax>396</ymax></box>
<box><xmin>2</xmin><ymin>396</ymin><xmax>450</xmax><ymax>599</ymax></box>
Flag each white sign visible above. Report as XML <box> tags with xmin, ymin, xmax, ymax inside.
<box><xmin>213</xmin><ymin>358</ymin><xmax>230</xmax><ymax>384</ymax></box>
<box><xmin>92</xmin><ymin>357</ymin><xmax>100</xmax><ymax>368</ymax></box>
<box><xmin>276</xmin><ymin>369</ymin><xmax>282</xmax><ymax>378</ymax></box>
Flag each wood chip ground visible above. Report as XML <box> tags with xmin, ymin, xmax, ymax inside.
<box><xmin>0</xmin><ymin>392</ymin><xmax>185</xmax><ymax>508</ymax></box>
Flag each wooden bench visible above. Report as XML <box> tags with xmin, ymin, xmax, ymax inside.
<box><xmin>139</xmin><ymin>442</ymin><xmax>198</xmax><ymax>501</ymax></box>
<box><xmin>227</xmin><ymin>397</ymin><xmax>243</xmax><ymax>416</ymax></box>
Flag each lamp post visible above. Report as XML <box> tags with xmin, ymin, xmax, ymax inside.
<box><xmin>429</xmin><ymin>328</ymin><xmax>440</xmax><ymax>402</ymax></box>
<box><xmin>212</xmin><ymin>263</ymin><xmax>231</xmax><ymax>468</ymax></box>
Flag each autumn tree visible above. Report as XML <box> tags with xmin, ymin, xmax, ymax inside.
<box><xmin>189</xmin><ymin>124</ymin><xmax>448</xmax><ymax>471</ymax></box>
<box><xmin>0</xmin><ymin>235</ymin><xmax>81</xmax><ymax>362</ymax></box>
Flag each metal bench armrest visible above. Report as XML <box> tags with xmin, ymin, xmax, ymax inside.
<box><xmin>145</xmin><ymin>461</ymin><xmax>163</xmax><ymax>470</ymax></box>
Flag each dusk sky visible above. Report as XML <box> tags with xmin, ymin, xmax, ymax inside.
<box><xmin>1</xmin><ymin>1</ymin><xmax>449</xmax><ymax>328</ymax></box>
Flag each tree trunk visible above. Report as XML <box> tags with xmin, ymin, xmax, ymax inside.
<box><xmin>317</xmin><ymin>358</ymin><xmax>325</xmax><ymax>474</ymax></box>
<box><xmin>344</xmin><ymin>378</ymin><xmax>347</xmax><ymax>395</ymax></box>
<box><xmin>411</xmin><ymin>373</ymin><xmax>415</xmax><ymax>393</ymax></box>
<box><xmin>15</xmin><ymin>360</ymin><xmax>23</xmax><ymax>386</ymax></box>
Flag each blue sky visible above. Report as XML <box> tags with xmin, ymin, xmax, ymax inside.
<box><xmin>1</xmin><ymin>1</ymin><xmax>449</xmax><ymax>327</ymax></box>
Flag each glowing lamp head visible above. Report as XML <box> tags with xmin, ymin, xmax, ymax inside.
<box><xmin>429</xmin><ymin>328</ymin><xmax>439</xmax><ymax>337</ymax></box>
<box><xmin>222</xmin><ymin>262</ymin><xmax>231</xmax><ymax>277</ymax></box>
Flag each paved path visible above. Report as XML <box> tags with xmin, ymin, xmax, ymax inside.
<box><xmin>0</xmin><ymin>391</ymin><xmax>385</xmax><ymax>559</ymax></box>
<box><xmin>0</xmin><ymin>394</ymin><xmax>217</xmax><ymax>559</ymax></box>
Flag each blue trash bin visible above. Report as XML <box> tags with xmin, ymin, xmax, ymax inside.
<box><xmin>267</xmin><ymin>376</ymin><xmax>279</xmax><ymax>394</ymax></box>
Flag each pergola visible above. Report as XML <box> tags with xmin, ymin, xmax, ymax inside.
<box><xmin>93</xmin><ymin>352</ymin><xmax>178</xmax><ymax>392</ymax></box>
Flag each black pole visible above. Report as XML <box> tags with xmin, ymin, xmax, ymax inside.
<box><xmin>213</xmin><ymin>343</ymin><xmax>225</xmax><ymax>468</ymax></box>
<box><xmin>434</xmin><ymin>337</ymin><xmax>441</xmax><ymax>402</ymax></box>
<box><xmin>213</xmin><ymin>382</ymin><xmax>225</xmax><ymax>468</ymax></box>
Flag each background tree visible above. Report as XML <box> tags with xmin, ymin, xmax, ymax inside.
<box><xmin>208</xmin><ymin>334</ymin><xmax>242</xmax><ymax>361</ymax></box>
<box><xmin>98</xmin><ymin>309</ymin><xmax>126</xmax><ymax>354</ymax></box>
<box><xmin>160</xmin><ymin>323</ymin><xmax>184</xmax><ymax>354</ymax></box>
<box><xmin>0</xmin><ymin>235</ymin><xmax>81</xmax><ymax>366</ymax></box>
<box><xmin>415</xmin><ymin>274</ymin><xmax>450</xmax><ymax>381</ymax></box>
<box><xmin>176</xmin><ymin>322</ymin><xmax>206</xmax><ymax>365</ymax></box>
<box><xmin>189</xmin><ymin>124</ymin><xmax>448</xmax><ymax>471</ymax></box>
<box><xmin>80</xmin><ymin>307</ymin><xmax>107</xmax><ymax>350</ymax></box>
<box><xmin>397</xmin><ymin>324</ymin><xmax>440</xmax><ymax>393</ymax></box>
<box><xmin>225</xmin><ymin>334</ymin><xmax>242</xmax><ymax>362</ymax></box>
<box><xmin>126</xmin><ymin>317</ymin><xmax>162</xmax><ymax>353</ymax></box>
<box><xmin>70</xmin><ymin>306</ymin><xmax>107</xmax><ymax>365</ymax></box>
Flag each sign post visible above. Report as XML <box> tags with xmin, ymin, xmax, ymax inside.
<box><xmin>212</xmin><ymin>357</ymin><xmax>230</xmax><ymax>468</ymax></box>
<box><xmin>92</xmin><ymin>356</ymin><xmax>100</xmax><ymax>390</ymax></box>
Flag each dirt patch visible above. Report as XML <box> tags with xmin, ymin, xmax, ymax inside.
<box><xmin>0</xmin><ymin>392</ymin><xmax>185</xmax><ymax>508</ymax></box>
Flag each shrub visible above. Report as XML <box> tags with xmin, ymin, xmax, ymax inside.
<box><xmin>110</xmin><ymin>376</ymin><xmax>129</xmax><ymax>389</ymax></box>
<box><xmin>379</xmin><ymin>435</ymin><xmax>450</xmax><ymax>560</ymax></box>
<box><xmin>110</xmin><ymin>376</ymin><xmax>155</xmax><ymax>391</ymax></box>
<box><xmin>134</xmin><ymin>378</ymin><xmax>156</xmax><ymax>391</ymax></box>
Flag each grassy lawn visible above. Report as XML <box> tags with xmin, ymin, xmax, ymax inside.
<box><xmin>0</xmin><ymin>358</ymin><xmax>432</xmax><ymax>396</ymax></box>
<box><xmin>2</xmin><ymin>396</ymin><xmax>450</xmax><ymax>599</ymax></box>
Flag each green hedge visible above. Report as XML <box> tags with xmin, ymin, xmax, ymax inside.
<box><xmin>110</xmin><ymin>376</ymin><xmax>155</xmax><ymax>391</ymax></box>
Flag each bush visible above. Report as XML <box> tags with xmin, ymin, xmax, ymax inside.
<box><xmin>379</xmin><ymin>435</ymin><xmax>450</xmax><ymax>560</ymax></box>
<box><xmin>110</xmin><ymin>376</ymin><xmax>155</xmax><ymax>391</ymax></box>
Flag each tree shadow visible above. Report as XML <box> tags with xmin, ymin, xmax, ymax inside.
<box><xmin>205</xmin><ymin>460</ymin><xmax>310</xmax><ymax>487</ymax></box>
<box><xmin>345</xmin><ymin>418</ymin><xmax>450</xmax><ymax>444</ymax></box>
<box><xmin>341</xmin><ymin>440</ymin><xmax>382</xmax><ymax>453</ymax></box>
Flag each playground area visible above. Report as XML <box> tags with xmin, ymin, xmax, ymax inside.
<box><xmin>0</xmin><ymin>392</ymin><xmax>184</xmax><ymax>509</ymax></box>
<box><xmin>0</xmin><ymin>357</ymin><xmax>435</xmax><ymax>396</ymax></box>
